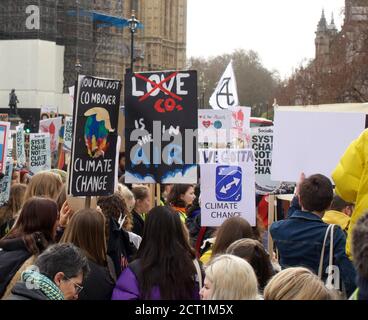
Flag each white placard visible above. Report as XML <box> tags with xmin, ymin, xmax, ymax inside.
<box><xmin>63</xmin><ymin>116</ymin><xmax>73</xmax><ymax>152</ymax></box>
<box><xmin>16</xmin><ymin>124</ymin><xmax>26</xmax><ymax>167</ymax></box>
<box><xmin>0</xmin><ymin>122</ymin><xmax>10</xmax><ymax>174</ymax></box>
<box><xmin>198</xmin><ymin>109</ymin><xmax>231</xmax><ymax>146</ymax></box>
<box><xmin>29</xmin><ymin>133</ymin><xmax>51</xmax><ymax>174</ymax></box>
<box><xmin>251</xmin><ymin>126</ymin><xmax>280</xmax><ymax>194</ymax></box>
<box><xmin>39</xmin><ymin>117</ymin><xmax>62</xmax><ymax>153</ymax></box>
<box><xmin>271</xmin><ymin>110</ymin><xmax>366</xmax><ymax>182</ymax></box>
<box><xmin>200</xmin><ymin>149</ymin><xmax>256</xmax><ymax>227</ymax></box>
<box><xmin>0</xmin><ymin>161</ymin><xmax>13</xmax><ymax>206</ymax></box>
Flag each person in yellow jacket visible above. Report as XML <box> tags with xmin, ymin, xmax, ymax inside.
<box><xmin>323</xmin><ymin>195</ymin><xmax>353</xmax><ymax>234</ymax></box>
<box><xmin>332</xmin><ymin>128</ymin><xmax>368</xmax><ymax>258</ymax></box>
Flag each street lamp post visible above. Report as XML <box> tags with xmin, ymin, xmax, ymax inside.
<box><xmin>128</xmin><ymin>10</ymin><xmax>140</xmax><ymax>73</ymax></box>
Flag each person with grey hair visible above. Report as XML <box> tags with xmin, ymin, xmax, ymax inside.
<box><xmin>7</xmin><ymin>243</ymin><xmax>90</xmax><ymax>300</ymax></box>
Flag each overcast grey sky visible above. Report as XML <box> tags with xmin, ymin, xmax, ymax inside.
<box><xmin>187</xmin><ymin>0</ymin><xmax>345</xmax><ymax>79</ymax></box>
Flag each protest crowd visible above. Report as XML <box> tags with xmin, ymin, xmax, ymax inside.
<box><xmin>0</xmin><ymin>70</ymin><xmax>368</xmax><ymax>302</ymax></box>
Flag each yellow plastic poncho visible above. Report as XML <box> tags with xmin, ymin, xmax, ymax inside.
<box><xmin>332</xmin><ymin>129</ymin><xmax>368</xmax><ymax>258</ymax></box>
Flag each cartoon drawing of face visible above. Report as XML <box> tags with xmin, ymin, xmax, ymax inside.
<box><xmin>84</xmin><ymin>107</ymin><xmax>115</xmax><ymax>158</ymax></box>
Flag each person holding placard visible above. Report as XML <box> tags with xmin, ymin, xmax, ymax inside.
<box><xmin>332</xmin><ymin>129</ymin><xmax>368</xmax><ymax>259</ymax></box>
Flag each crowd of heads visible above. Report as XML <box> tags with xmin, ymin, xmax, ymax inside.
<box><xmin>0</xmin><ymin>164</ymin><xmax>367</xmax><ymax>301</ymax></box>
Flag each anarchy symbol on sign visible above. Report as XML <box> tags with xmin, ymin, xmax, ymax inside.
<box><xmin>216</xmin><ymin>77</ymin><xmax>235</xmax><ymax>109</ymax></box>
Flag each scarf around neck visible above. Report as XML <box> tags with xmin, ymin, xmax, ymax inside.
<box><xmin>21</xmin><ymin>270</ymin><xmax>64</xmax><ymax>300</ymax></box>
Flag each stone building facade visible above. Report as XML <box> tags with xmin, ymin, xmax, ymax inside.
<box><xmin>278</xmin><ymin>0</ymin><xmax>368</xmax><ymax>105</ymax></box>
<box><xmin>0</xmin><ymin>0</ymin><xmax>187</xmax><ymax>92</ymax></box>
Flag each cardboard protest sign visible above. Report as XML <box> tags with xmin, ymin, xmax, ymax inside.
<box><xmin>29</xmin><ymin>133</ymin><xmax>51</xmax><ymax>174</ymax></box>
<box><xmin>125</xmin><ymin>70</ymin><xmax>198</xmax><ymax>184</ymax></box>
<box><xmin>251</xmin><ymin>126</ymin><xmax>279</xmax><ymax>194</ymax></box>
<box><xmin>68</xmin><ymin>75</ymin><xmax>122</xmax><ymax>197</ymax></box>
<box><xmin>40</xmin><ymin>106</ymin><xmax>58</xmax><ymax>120</ymax></box>
<box><xmin>16</xmin><ymin>124</ymin><xmax>26</xmax><ymax>167</ymax></box>
<box><xmin>39</xmin><ymin>117</ymin><xmax>62</xmax><ymax>153</ymax></box>
<box><xmin>271</xmin><ymin>110</ymin><xmax>366</xmax><ymax>182</ymax></box>
<box><xmin>63</xmin><ymin>116</ymin><xmax>73</xmax><ymax>152</ymax></box>
<box><xmin>0</xmin><ymin>161</ymin><xmax>13</xmax><ymax>206</ymax></box>
<box><xmin>0</xmin><ymin>122</ymin><xmax>10</xmax><ymax>174</ymax></box>
<box><xmin>230</xmin><ymin>106</ymin><xmax>251</xmax><ymax>148</ymax></box>
<box><xmin>198</xmin><ymin>109</ymin><xmax>231</xmax><ymax>147</ymax></box>
<box><xmin>200</xmin><ymin>149</ymin><xmax>256</xmax><ymax>227</ymax></box>
<box><xmin>7</xmin><ymin>135</ymin><xmax>13</xmax><ymax>160</ymax></box>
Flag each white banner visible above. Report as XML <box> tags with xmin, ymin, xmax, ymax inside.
<box><xmin>198</xmin><ymin>107</ymin><xmax>251</xmax><ymax>148</ymax></box>
<box><xmin>39</xmin><ymin>117</ymin><xmax>62</xmax><ymax>153</ymax></box>
<box><xmin>200</xmin><ymin>149</ymin><xmax>256</xmax><ymax>227</ymax></box>
<box><xmin>0</xmin><ymin>161</ymin><xmax>13</xmax><ymax>206</ymax></box>
<box><xmin>16</xmin><ymin>124</ymin><xmax>26</xmax><ymax>167</ymax></box>
<box><xmin>63</xmin><ymin>116</ymin><xmax>73</xmax><ymax>152</ymax></box>
<box><xmin>29</xmin><ymin>133</ymin><xmax>51</xmax><ymax>174</ymax></box>
<box><xmin>271</xmin><ymin>110</ymin><xmax>366</xmax><ymax>182</ymax></box>
<box><xmin>209</xmin><ymin>60</ymin><xmax>239</xmax><ymax>110</ymax></box>
<box><xmin>251</xmin><ymin>126</ymin><xmax>279</xmax><ymax>194</ymax></box>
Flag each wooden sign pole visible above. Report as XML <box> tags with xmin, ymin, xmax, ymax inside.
<box><xmin>85</xmin><ymin>196</ymin><xmax>91</xmax><ymax>209</ymax></box>
<box><xmin>156</xmin><ymin>183</ymin><xmax>161</xmax><ymax>206</ymax></box>
<box><xmin>267</xmin><ymin>194</ymin><xmax>275</xmax><ymax>255</ymax></box>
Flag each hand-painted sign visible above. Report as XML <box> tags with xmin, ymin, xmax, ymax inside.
<box><xmin>16</xmin><ymin>124</ymin><xmax>26</xmax><ymax>167</ymax></box>
<box><xmin>0</xmin><ymin>122</ymin><xmax>10</xmax><ymax>174</ymax></box>
<box><xmin>29</xmin><ymin>133</ymin><xmax>51</xmax><ymax>174</ymax></box>
<box><xmin>251</xmin><ymin>126</ymin><xmax>279</xmax><ymax>194</ymax></box>
<box><xmin>63</xmin><ymin>116</ymin><xmax>73</xmax><ymax>152</ymax></box>
<box><xmin>0</xmin><ymin>161</ymin><xmax>13</xmax><ymax>206</ymax></box>
<box><xmin>125</xmin><ymin>70</ymin><xmax>198</xmax><ymax>183</ymax></box>
<box><xmin>68</xmin><ymin>76</ymin><xmax>122</xmax><ymax>196</ymax></box>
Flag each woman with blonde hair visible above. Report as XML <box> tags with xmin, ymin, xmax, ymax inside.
<box><xmin>200</xmin><ymin>254</ymin><xmax>260</xmax><ymax>300</ymax></box>
<box><xmin>116</xmin><ymin>184</ymin><xmax>135</xmax><ymax>230</ymax></box>
<box><xmin>264</xmin><ymin>267</ymin><xmax>334</xmax><ymax>300</ymax></box>
<box><xmin>23</xmin><ymin>171</ymin><xmax>63</xmax><ymax>203</ymax></box>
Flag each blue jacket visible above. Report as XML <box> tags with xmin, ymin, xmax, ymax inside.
<box><xmin>270</xmin><ymin>197</ymin><xmax>357</xmax><ymax>296</ymax></box>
